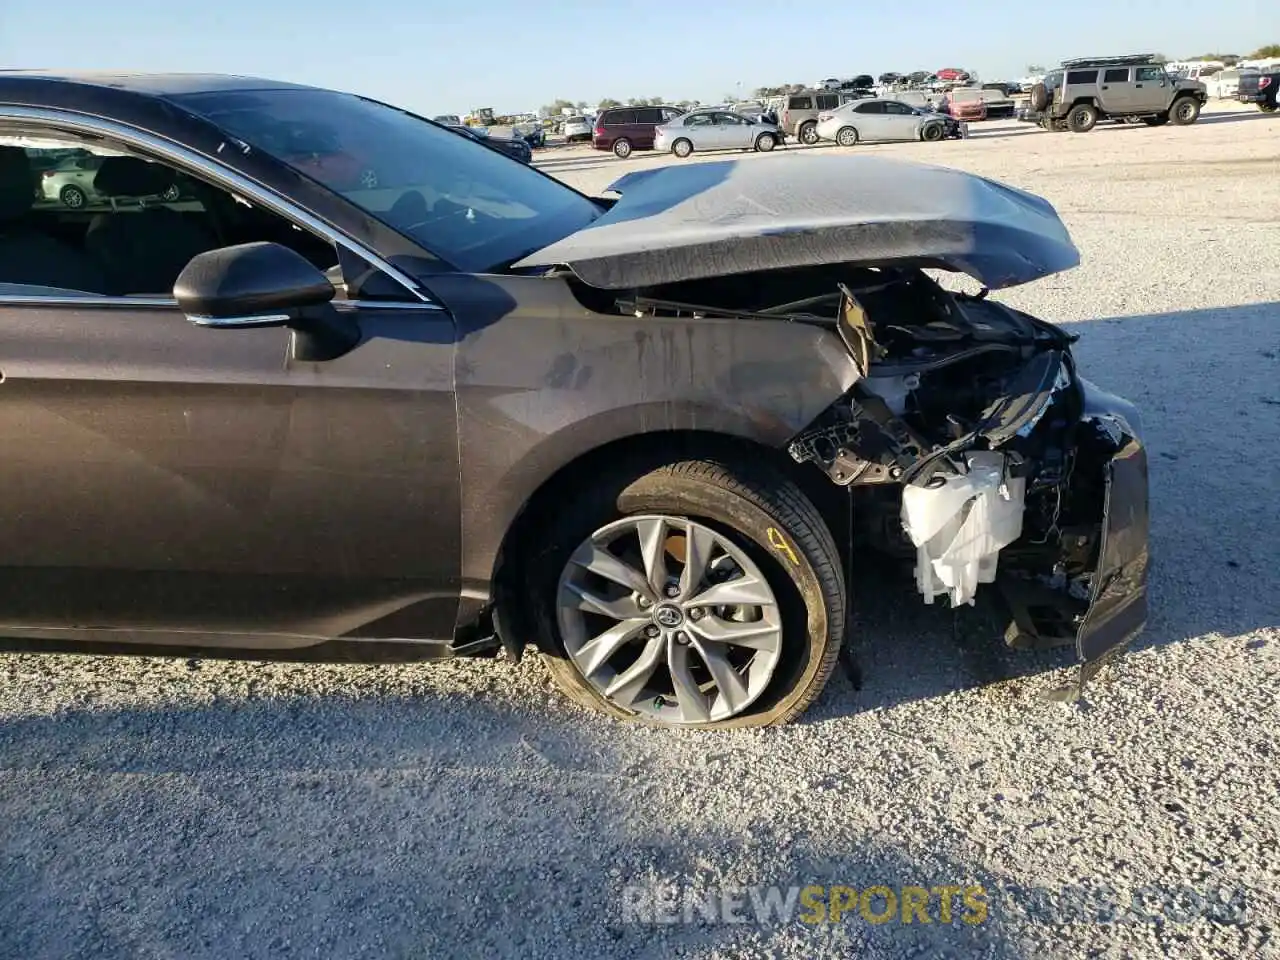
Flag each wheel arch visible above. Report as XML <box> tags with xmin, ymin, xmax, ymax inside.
<box><xmin>485</xmin><ymin>424</ymin><xmax>847</xmax><ymax>657</ymax></box>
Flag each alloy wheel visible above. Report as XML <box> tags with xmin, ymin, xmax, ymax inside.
<box><xmin>556</xmin><ymin>514</ymin><xmax>784</xmax><ymax>725</ymax></box>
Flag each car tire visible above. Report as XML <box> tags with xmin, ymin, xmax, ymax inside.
<box><xmin>613</xmin><ymin>138</ymin><xmax>633</xmax><ymax>159</ymax></box>
<box><xmin>1258</xmin><ymin>102</ymin><xmax>1277</xmax><ymax>113</ymax></box>
<box><xmin>799</xmin><ymin>121</ymin><xmax>819</xmax><ymax>145</ymax></box>
<box><xmin>59</xmin><ymin>184</ymin><xmax>87</xmax><ymax>209</ymax></box>
<box><xmin>533</xmin><ymin>457</ymin><xmax>846</xmax><ymax>729</ymax></box>
<box><xmin>1066</xmin><ymin>103</ymin><xmax>1098</xmax><ymax>133</ymax></box>
<box><xmin>1029</xmin><ymin>82</ymin><xmax>1050</xmax><ymax>112</ymax></box>
<box><xmin>920</xmin><ymin>122</ymin><xmax>944</xmax><ymax>142</ymax></box>
<box><xmin>835</xmin><ymin>126</ymin><xmax>859</xmax><ymax>147</ymax></box>
<box><xmin>754</xmin><ymin>133</ymin><xmax>776</xmax><ymax>152</ymax></box>
<box><xmin>672</xmin><ymin>138</ymin><xmax>693</xmax><ymax>158</ymax></box>
<box><xmin>1169</xmin><ymin>97</ymin><xmax>1201</xmax><ymax>125</ymax></box>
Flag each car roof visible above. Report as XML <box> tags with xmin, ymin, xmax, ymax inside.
<box><xmin>0</xmin><ymin>69</ymin><xmax>319</xmax><ymax>99</ymax></box>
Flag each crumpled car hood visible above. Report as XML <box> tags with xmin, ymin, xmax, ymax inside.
<box><xmin>513</xmin><ymin>155</ymin><xmax>1080</xmax><ymax>290</ymax></box>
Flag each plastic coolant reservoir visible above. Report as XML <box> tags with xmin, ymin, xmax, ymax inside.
<box><xmin>900</xmin><ymin>451</ymin><xmax>1027</xmax><ymax>607</ymax></box>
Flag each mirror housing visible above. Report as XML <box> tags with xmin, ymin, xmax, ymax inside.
<box><xmin>175</xmin><ymin>242</ymin><xmax>361</xmax><ymax>361</ymax></box>
<box><xmin>174</xmin><ymin>241</ymin><xmax>335</xmax><ymax>324</ymax></box>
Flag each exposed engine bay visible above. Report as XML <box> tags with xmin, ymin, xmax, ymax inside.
<box><xmin>610</xmin><ymin>264</ymin><xmax>1149</xmax><ymax>679</ymax></box>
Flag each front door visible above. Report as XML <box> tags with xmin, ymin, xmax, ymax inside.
<box><xmin>0</xmin><ymin>130</ymin><xmax>462</xmax><ymax>646</ymax></box>
<box><xmin>1132</xmin><ymin>65</ymin><xmax>1171</xmax><ymax>111</ymax></box>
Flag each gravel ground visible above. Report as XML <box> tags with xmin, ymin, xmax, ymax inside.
<box><xmin>2</xmin><ymin>105</ymin><xmax>1279</xmax><ymax>960</ymax></box>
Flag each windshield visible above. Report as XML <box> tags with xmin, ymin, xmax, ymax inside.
<box><xmin>172</xmin><ymin>88</ymin><xmax>603</xmax><ymax>274</ymax></box>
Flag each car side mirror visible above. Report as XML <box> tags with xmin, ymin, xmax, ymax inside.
<box><xmin>174</xmin><ymin>241</ymin><xmax>360</xmax><ymax>361</ymax></box>
<box><xmin>174</xmin><ymin>241</ymin><xmax>335</xmax><ymax>324</ymax></box>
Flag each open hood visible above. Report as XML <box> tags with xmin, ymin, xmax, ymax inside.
<box><xmin>512</xmin><ymin>155</ymin><xmax>1080</xmax><ymax>290</ymax></box>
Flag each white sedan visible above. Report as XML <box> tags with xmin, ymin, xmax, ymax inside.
<box><xmin>654</xmin><ymin>110</ymin><xmax>783</xmax><ymax>158</ymax></box>
<box><xmin>815</xmin><ymin>98</ymin><xmax>965</xmax><ymax>146</ymax></box>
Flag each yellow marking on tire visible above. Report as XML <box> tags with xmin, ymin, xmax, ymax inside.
<box><xmin>767</xmin><ymin>527</ymin><xmax>800</xmax><ymax>567</ymax></box>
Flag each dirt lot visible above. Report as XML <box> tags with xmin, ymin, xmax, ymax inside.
<box><xmin>1</xmin><ymin>105</ymin><xmax>1278</xmax><ymax>960</ymax></box>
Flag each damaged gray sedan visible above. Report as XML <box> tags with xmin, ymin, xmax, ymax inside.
<box><xmin>0</xmin><ymin>74</ymin><xmax>1147</xmax><ymax>729</ymax></box>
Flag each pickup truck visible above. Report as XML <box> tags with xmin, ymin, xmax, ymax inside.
<box><xmin>1237</xmin><ymin>70</ymin><xmax>1279</xmax><ymax>112</ymax></box>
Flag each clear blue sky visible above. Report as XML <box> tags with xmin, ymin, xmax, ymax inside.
<box><xmin>0</xmin><ymin>0</ymin><xmax>1270</xmax><ymax>114</ymax></box>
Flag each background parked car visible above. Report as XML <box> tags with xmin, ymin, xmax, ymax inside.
<box><xmin>1237</xmin><ymin>69</ymin><xmax>1279</xmax><ymax>112</ymax></box>
<box><xmin>976</xmin><ymin>87</ymin><xmax>1016</xmax><ymax>118</ymax></box>
<box><xmin>816</xmin><ymin>98</ymin><xmax>964</xmax><ymax>145</ymax></box>
<box><xmin>592</xmin><ymin>105</ymin><xmax>685</xmax><ymax>158</ymax></box>
<box><xmin>39</xmin><ymin>153</ymin><xmax>184</xmax><ymax>208</ymax></box>
<box><xmin>562</xmin><ymin>116</ymin><xmax>592</xmax><ymax>143</ymax></box>
<box><xmin>940</xmin><ymin>88</ymin><xmax>989</xmax><ymax>122</ymax></box>
<box><xmin>446</xmin><ymin>124</ymin><xmax>533</xmax><ymax>163</ymax></box>
<box><xmin>432</xmin><ymin>114</ymin><xmax>462</xmax><ymax>126</ymax></box>
<box><xmin>654</xmin><ymin>110</ymin><xmax>782</xmax><ymax>157</ymax></box>
<box><xmin>778</xmin><ymin>89</ymin><xmax>843</xmax><ymax>144</ymax></box>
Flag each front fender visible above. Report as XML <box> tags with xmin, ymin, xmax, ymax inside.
<box><xmin>435</xmin><ymin>273</ymin><xmax>860</xmax><ymax>600</ymax></box>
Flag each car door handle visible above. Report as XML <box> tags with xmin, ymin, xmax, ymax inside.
<box><xmin>1135</xmin><ymin>84</ymin><xmax>1144</xmax><ymax>88</ymax></box>
<box><xmin>1101</xmin><ymin>85</ymin><xmax>1109</xmax><ymax>89</ymax></box>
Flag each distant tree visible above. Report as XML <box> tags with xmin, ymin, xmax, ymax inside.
<box><xmin>598</xmin><ymin>97</ymin><xmax>621</xmax><ymax>109</ymax></box>
<box><xmin>575</xmin><ymin>101</ymin><xmax>588</xmax><ymax>110</ymax></box>
<box><xmin>540</xmin><ymin>98</ymin><xmax>576</xmax><ymax>117</ymax></box>
<box><xmin>1192</xmin><ymin>52</ymin><xmax>1239</xmax><ymax>64</ymax></box>
<box><xmin>1249</xmin><ymin>43</ymin><xmax>1280</xmax><ymax>58</ymax></box>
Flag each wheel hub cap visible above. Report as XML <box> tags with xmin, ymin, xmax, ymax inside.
<box><xmin>556</xmin><ymin>514</ymin><xmax>784</xmax><ymax>725</ymax></box>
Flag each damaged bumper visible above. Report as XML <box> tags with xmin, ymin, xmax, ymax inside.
<box><xmin>778</xmin><ymin>277</ymin><xmax>1149</xmax><ymax>682</ymax></box>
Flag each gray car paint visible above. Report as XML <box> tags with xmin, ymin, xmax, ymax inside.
<box><xmin>512</xmin><ymin>155</ymin><xmax>1081</xmax><ymax>290</ymax></box>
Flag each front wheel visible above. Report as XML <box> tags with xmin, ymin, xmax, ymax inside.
<box><xmin>920</xmin><ymin>122</ymin><xmax>944</xmax><ymax>142</ymax></box>
<box><xmin>835</xmin><ymin>126</ymin><xmax>859</xmax><ymax>147</ymax></box>
<box><xmin>612</xmin><ymin>138</ymin><xmax>633</xmax><ymax>159</ymax></box>
<box><xmin>1170</xmin><ymin>97</ymin><xmax>1201</xmax><ymax>125</ymax></box>
<box><xmin>671</xmin><ymin>138</ymin><xmax>693</xmax><ymax>158</ymax></box>
<box><xmin>799</xmin><ymin>121</ymin><xmax>819</xmax><ymax>145</ymax></box>
<box><xmin>535</xmin><ymin>459</ymin><xmax>846</xmax><ymax>728</ymax></box>
<box><xmin>1259</xmin><ymin>102</ymin><xmax>1278</xmax><ymax>113</ymax></box>
<box><xmin>754</xmin><ymin>133</ymin><xmax>776</xmax><ymax>152</ymax></box>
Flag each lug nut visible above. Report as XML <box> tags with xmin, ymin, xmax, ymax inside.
<box><xmin>674</xmin><ymin>632</ymin><xmax>690</xmax><ymax>645</ymax></box>
<box><xmin>664</xmin><ymin>584</ymin><xmax>681</xmax><ymax>598</ymax></box>
<box><xmin>689</xmin><ymin>608</ymin><xmax>705</xmax><ymax>620</ymax></box>
<box><xmin>638</xmin><ymin>596</ymin><xmax>652</xmax><ymax>608</ymax></box>
<box><xmin>645</xmin><ymin>625</ymin><xmax>660</xmax><ymax>638</ymax></box>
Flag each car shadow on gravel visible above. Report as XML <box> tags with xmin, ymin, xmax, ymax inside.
<box><xmin>0</xmin><ymin>689</ymin><xmax>1032</xmax><ymax>959</ymax></box>
<box><xmin>810</xmin><ymin>300</ymin><xmax>1280</xmax><ymax>717</ymax></box>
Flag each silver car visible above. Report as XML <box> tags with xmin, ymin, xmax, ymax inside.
<box><xmin>40</xmin><ymin>153</ymin><xmax>182</xmax><ymax>209</ymax></box>
<box><xmin>654</xmin><ymin>110</ymin><xmax>782</xmax><ymax>158</ymax></box>
<box><xmin>816</xmin><ymin>98</ymin><xmax>964</xmax><ymax>145</ymax></box>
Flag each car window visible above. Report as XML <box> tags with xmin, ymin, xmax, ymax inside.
<box><xmin>684</xmin><ymin>113</ymin><xmax>714</xmax><ymax>127</ymax></box>
<box><xmin>1103</xmin><ymin>68</ymin><xmax>1130</xmax><ymax>83</ymax></box>
<box><xmin>716</xmin><ymin>113</ymin><xmax>746</xmax><ymax>125</ymax></box>
<box><xmin>634</xmin><ymin>108</ymin><xmax>664</xmax><ymax>124</ymax></box>
<box><xmin>1135</xmin><ymin>66</ymin><xmax>1165</xmax><ymax>82</ymax></box>
<box><xmin>884</xmin><ymin>102</ymin><xmax>914</xmax><ymax>114</ymax></box>
<box><xmin>662</xmin><ymin>108</ymin><xmax>684</xmax><ymax>121</ymax></box>
<box><xmin>854</xmin><ymin>101</ymin><xmax>885</xmax><ymax>114</ymax></box>
<box><xmin>788</xmin><ymin>96</ymin><xmax>813</xmax><ymax>110</ymax></box>
<box><xmin>816</xmin><ymin>94</ymin><xmax>840</xmax><ymax>110</ymax></box>
<box><xmin>1066</xmin><ymin>70</ymin><xmax>1099</xmax><ymax>84</ymax></box>
<box><xmin>173</xmin><ymin>87</ymin><xmax>603</xmax><ymax>276</ymax></box>
<box><xmin>0</xmin><ymin>131</ymin><xmax>384</xmax><ymax>299</ymax></box>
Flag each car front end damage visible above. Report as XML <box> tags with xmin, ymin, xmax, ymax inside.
<box><xmin>515</xmin><ymin>156</ymin><xmax>1150</xmax><ymax>690</ymax></box>
<box><xmin>620</xmin><ymin>270</ymin><xmax>1149</xmax><ymax>692</ymax></box>
<box><xmin>781</xmin><ymin>278</ymin><xmax>1148</xmax><ymax>686</ymax></box>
